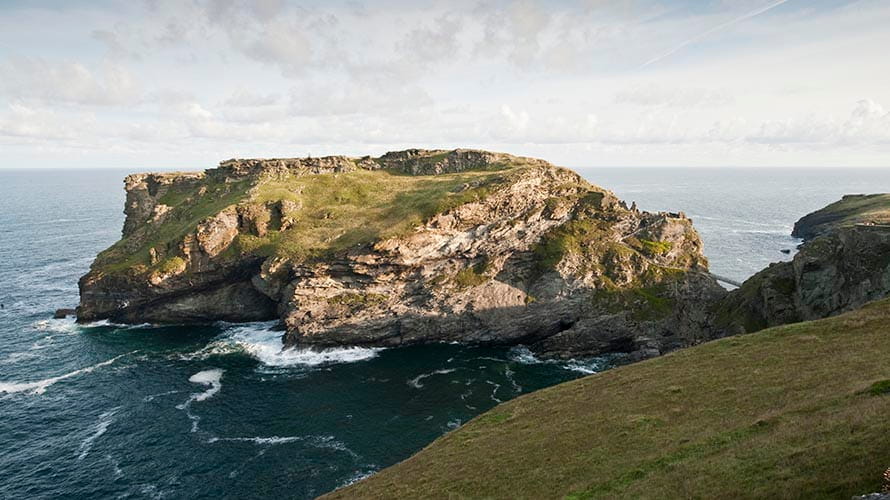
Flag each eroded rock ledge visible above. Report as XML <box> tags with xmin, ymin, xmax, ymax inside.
<box><xmin>78</xmin><ymin>149</ymin><xmax>728</xmax><ymax>360</ymax></box>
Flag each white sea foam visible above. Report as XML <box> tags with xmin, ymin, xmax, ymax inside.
<box><xmin>340</xmin><ymin>469</ymin><xmax>377</xmax><ymax>488</ymax></box>
<box><xmin>177</xmin><ymin>369</ymin><xmax>224</xmax><ymax>433</ymax></box>
<box><xmin>563</xmin><ymin>359</ymin><xmax>606</xmax><ymax>374</ymax></box>
<box><xmin>503</xmin><ymin>364</ymin><xmax>522</xmax><ymax>393</ymax></box>
<box><xmin>208</xmin><ymin>436</ymin><xmax>305</xmax><ymax>445</ymax></box>
<box><xmin>208</xmin><ymin>434</ymin><xmax>357</xmax><ymax>458</ymax></box>
<box><xmin>142</xmin><ymin>390</ymin><xmax>181</xmax><ymax>402</ymax></box>
<box><xmin>407</xmin><ymin>368</ymin><xmax>457</xmax><ymax>389</ymax></box>
<box><xmin>1</xmin><ymin>350</ymin><xmax>40</xmax><ymax>365</ymax></box>
<box><xmin>188</xmin><ymin>369</ymin><xmax>224</xmax><ymax>402</ymax></box>
<box><xmin>486</xmin><ymin>380</ymin><xmax>502</xmax><ymax>402</ymax></box>
<box><xmin>508</xmin><ymin>346</ymin><xmax>610</xmax><ymax>374</ymax></box>
<box><xmin>32</xmin><ymin>318</ymin><xmax>77</xmax><ymax>334</ymax></box>
<box><xmin>0</xmin><ymin>353</ymin><xmax>131</xmax><ymax>395</ymax></box>
<box><xmin>182</xmin><ymin>322</ymin><xmax>383</xmax><ymax>368</ymax></box>
<box><xmin>78</xmin><ymin>407</ymin><xmax>120</xmax><ymax>460</ymax></box>
<box><xmin>446</xmin><ymin>419</ymin><xmax>462</xmax><ymax>430</ymax></box>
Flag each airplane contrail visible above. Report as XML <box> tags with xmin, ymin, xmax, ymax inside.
<box><xmin>641</xmin><ymin>0</ymin><xmax>791</xmax><ymax>68</ymax></box>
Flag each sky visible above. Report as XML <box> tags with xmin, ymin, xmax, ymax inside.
<box><xmin>1</xmin><ymin>0</ymin><xmax>889</xmax><ymax>169</ymax></box>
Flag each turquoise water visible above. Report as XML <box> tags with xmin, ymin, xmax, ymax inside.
<box><xmin>1</xmin><ymin>167</ymin><xmax>889</xmax><ymax>498</ymax></box>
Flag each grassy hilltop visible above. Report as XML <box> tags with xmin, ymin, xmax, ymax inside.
<box><xmin>327</xmin><ymin>298</ymin><xmax>890</xmax><ymax>499</ymax></box>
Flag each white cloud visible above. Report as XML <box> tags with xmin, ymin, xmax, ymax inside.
<box><xmin>0</xmin><ymin>58</ymin><xmax>141</xmax><ymax>107</ymax></box>
<box><xmin>223</xmin><ymin>88</ymin><xmax>281</xmax><ymax>107</ymax></box>
<box><xmin>615</xmin><ymin>85</ymin><xmax>734</xmax><ymax>108</ymax></box>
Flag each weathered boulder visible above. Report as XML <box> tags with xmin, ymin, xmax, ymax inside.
<box><xmin>53</xmin><ymin>308</ymin><xmax>77</xmax><ymax>319</ymax></box>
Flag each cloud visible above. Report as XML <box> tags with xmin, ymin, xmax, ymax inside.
<box><xmin>477</xmin><ymin>0</ymin><xmax>552</xmax><ymax>66</ymax></box>
<box><xmin>398</xmin><ymin>14</ymin><xmax>463</xmax><ymax>66</ymax></box>
<box><xmin>615</xmin><ymin>85</ymin><xmax>734</xmax><ymax>108</ymax></box>
<box><xmin>288</xmin><ymin>78</ymin><xmax>433</xmax><ymax>117</ymax></box>
<box><xmin>0</xmin><ymin>104</ymin><xmax>83</xmax><ymax>140</ymax></box>
<box><xmin>749</xmin><ymin>99</ymin><xmax>890</xmax><ymax>146</ymax></box>
<box><xmin>223</xmin><ymin>88</ymin><xmax>281</xmax><ymax>107</ymax></box>
<box><xmin>239</xmin><ymin>21</ymin><xmax>313</xmax><ymax>75</ymax></box>
<box><xmin>91</xmin><ymin>30</ymin><xmax>140</xmax><ymax>60</ymax></box>
<box><xmin>0</xmin><ymin>58</ymin><xmax>141</xmax><ymax>106</ymax></box>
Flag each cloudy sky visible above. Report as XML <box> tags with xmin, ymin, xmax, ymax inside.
<box><xmin>1</xmin><ymin>0</ymin><xmax>889</xmax><ymax>168</ymax></box>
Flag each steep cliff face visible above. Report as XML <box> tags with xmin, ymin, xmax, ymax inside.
<box><xmin>717</xmin><ymin>196</ymin><xmax>890</xmax><ymax>334</ymax></box>
<box><xmin>78</xmin><ymin>149</ymin><xmax>726</xmax><ymax>359</ymax></box>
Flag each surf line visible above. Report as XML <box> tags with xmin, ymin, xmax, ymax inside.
<box><xmin>0</xmin><ymin>351</ymin><xmax>136</xmax><ymax>395</ymax></box>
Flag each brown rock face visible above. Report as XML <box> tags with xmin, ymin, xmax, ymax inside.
<box><xmin>78</xmin><ymin>149</ymin><xmax>727</xmax><ymax>360</ymax></box>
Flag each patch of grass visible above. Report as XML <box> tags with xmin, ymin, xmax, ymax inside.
<box><xmin>639</xmin><ymin>239</ymin><xmax>674</xmax><ymax>256</ymax></box>
<box><xmin>325</xmin><ymin>298</ymin><xmax>890</xmax><ymax>499</ymax></box>
<box><xmin>327</xmin><ymin>292</ymin><xmax>388</xmax><ymax>309</ymax></box>
<box><xmin>248</xmin><ymin>168</ymin><xmax>513</xmax><ymax>262</ymax></box>
<box><xmin>153</xmin><ymin>256</ymin><xmax>186</xmax><ymax>275</ymax></box>
<box><xmin>591</xmin><ymin>284</ymin><xmax>675</xmax><ymax>321</ymax></box>
<box><xmin>476</xmin><ymin>412</ymin><xmax>511</xmax><ymax>425</ymax></box>
<box><xmin>453</xmin><ymin>264</ymin><xmax>490</xmax><ymax>289</ymax></box>
<box><xmin>630</xmin><ymin>286</ymin><xmax>673</xmax><ymax>320</ymax></box>
<box><xmin>531</xmin><ymin>218</ymin><xmax>603</xmax><ymax>273</ymax></box>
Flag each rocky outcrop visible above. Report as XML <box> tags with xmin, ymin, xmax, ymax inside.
<box><xmin>717</xmin><ymin>195</ymin><xmax>890</xmax><ymax>334</ymax></box>
<box><xmin>78</xmin><ymin>149</ymin><xmax>727</xmax><ymax>360</ymax></box>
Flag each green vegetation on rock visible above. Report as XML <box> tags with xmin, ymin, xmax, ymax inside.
<box><xmin>639</xmin><ymin>239</ymin><xmax>673</xmax><ymax>256</ymax></box>
<box><xmin>327</xmin><ymin>292</ymin><xmax>388</xmax><ymax>309</ymax></box>
<box><xmin>244</xmin><ymin>168</ymin><xmax>509</xmax><ymax>262</ymax></box>
<box><xmin>453</xmin><ymin>260</ymin><xmax>492</xmax><ymax>289</ymax></box>
<box><xmin>326</xmin><ymin>298</ymin><xmax>890</xmax><ymax>499</ymax></box>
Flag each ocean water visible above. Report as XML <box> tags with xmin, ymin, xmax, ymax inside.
<box><xmin>1</xmin><ymin>167</ymin><xmax>889</xmax><ymax>499</ymax></box>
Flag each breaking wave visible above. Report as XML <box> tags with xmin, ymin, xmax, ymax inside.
<box><xmin>183</xmin><ymin>322</ymin><xmax>383</xmax><ymax>368</ymax></box>
<box><xmin>508</xmin><ymin>346</ymin><xmax>612</xmax><ymax>374</ymax></box>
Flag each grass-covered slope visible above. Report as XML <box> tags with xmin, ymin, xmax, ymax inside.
<box><xmin>326</xmin><ymin>298</ymin><xmax>890</xmax><ymax>499</ymax></box>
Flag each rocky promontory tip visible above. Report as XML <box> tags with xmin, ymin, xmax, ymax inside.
<box><xmin>77</xmin><ymin>148</ymin><xmax>726</xmax><ymax>360</ymax></box>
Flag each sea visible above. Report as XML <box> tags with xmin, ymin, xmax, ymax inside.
<box><xmin>1</xmin><ymin>167</ymin><xmax>889</xmax><ymax>499</ymax></box>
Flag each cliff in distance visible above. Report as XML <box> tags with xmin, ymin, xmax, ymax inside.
<box><xmin>717</xmin><ymin>195</ymin><xmax>890</xmax><ymax>334</ymax></box>
<box><xmin>77</xmin><ymin>149</ymin><xmax>727</xmax><ymax>360</ymax></box>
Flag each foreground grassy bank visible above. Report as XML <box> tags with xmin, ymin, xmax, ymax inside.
<box><xmin>327</xmin><ymin>299</ymin><xmax>890</xmax><ymax>499</ymax></box>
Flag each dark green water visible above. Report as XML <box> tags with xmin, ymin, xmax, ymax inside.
<box><xmin>3</xmin><ymin>167</ymin><xmax>890</xmax><ymax>499</ymax></box>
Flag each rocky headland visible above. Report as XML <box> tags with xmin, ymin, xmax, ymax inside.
<box><xmin>77</xmin><ymin>149</ymin><xmax>726</xmax><ymax>360</ymax></box>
